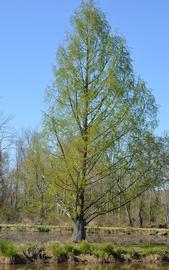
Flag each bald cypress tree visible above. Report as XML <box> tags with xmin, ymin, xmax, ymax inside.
<box><xmin>44</xmin><ymin>1</ymin><xmax>157</xmax><ymax>241</ymax></box>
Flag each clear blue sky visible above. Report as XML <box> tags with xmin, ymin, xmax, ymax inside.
<box><xmin>0</xmin><ymin>0</ymin><xmax>168</xmax><ymax>134</ymax></box>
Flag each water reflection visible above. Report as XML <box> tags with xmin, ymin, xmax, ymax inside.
<box><xmin>0</xmin><ymin>264</ymin><xmax>169</xmax><ymax>270</ymax></box>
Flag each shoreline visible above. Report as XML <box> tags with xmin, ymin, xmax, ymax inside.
<box><xmin>1</xmin><ymin>224</ymin><xmax>169</xmax><ymax>233</ymax></box>
<box><xmin>1</xmin><ymin>240</ymin><xmax>169</xmax><ymax>265</ymax></box>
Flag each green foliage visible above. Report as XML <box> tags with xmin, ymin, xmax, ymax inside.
<box><xmin>43</xmin><ymin>0</ymin><xmax>159</xmax><ymax>239</ymax></box>
<box><xmin>51</xmin><ymin>243</ymin><xmax>80</xmax><ymax>257</ymax></box>
<box><xmin>141</xmin><ymin>246</ymin><xmax>169</xmax><ymax>255</ymax></box>
<box><xmin>92</xmin><ymin>248</ymin><xmax>107</xmax><ymax>259</ymax></box>
<box><xmin>77</xmin><ymin>241</ymin><xmax>91</xmax><ymax>254</ymax></box>
<box><xmin>100</xmin><ymin>243</ymin><xmax>115</xmax><ymax>254</ymax></box>
<box><xmin>114</xmin><ymin>246</ymin><xmax>137</xmax><ymax>255</ymax></box>
<box><xmin>0</xmin><ymin>240</ymin><xmax>17</xmax><ymax>257</ymax></box>
<box><xmin>92</xmin><ymin>243</ymin><xmax>114</xmax><ymax>258</ymax></box>
<box><xmin>63</xmin><ymin>244</ymin><xmax>73</xmax><ymax>255</ymax></box>
<box><xmin>113</xmin><ymin>245</ymin><xmax>169</xmax><ymax>255</ymax></box>
<box><xmin>63</xmin><ymin>243</ymin><xmax>79</xmax><ymax>256</ymax></box>
<box><xmin>36</xmin><ymin>225</ymin><xmax>50</xmax><ymax>232</ymax></box>
<box><xmin>27</xmin><ymin>244</ymin><xmax>38</xmax><ymax>255</ymax></box>
<box><xmin>52</xmin><ymin>244</ymin><xmax>67</xmax><ymax>257</ymax></box>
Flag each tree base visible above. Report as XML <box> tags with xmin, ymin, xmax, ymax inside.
<box><xmin>72</xmin><ymin>218</ymin><xmax>86</xmax><ymax>242</ymax></box>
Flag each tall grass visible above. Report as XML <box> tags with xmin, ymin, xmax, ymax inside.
<box><xmin>0</xmin><ymin>240</ymin><xmax>16</xmax><ymax>257</ymax></box>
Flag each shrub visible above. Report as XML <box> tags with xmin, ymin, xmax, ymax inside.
<box><xmin>0</xmin><ymin>240</ymin><xmax>17</xmax><ymax>257</ymax></box>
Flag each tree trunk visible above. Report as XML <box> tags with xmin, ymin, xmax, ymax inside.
<box><xmin>126</xmin><ymin>203</ymin><xmax>133</xmax><ymax>227</ymax></box>
<box><xmin>72</xmin><ymin>217</ymin><xmax>86</xmax><ymax>242</ymax></box>
<box><xmin>139</xmin><ymin>210</ymin><xmax>143</xmax><ymax>228</ymax></box>
<box><xmin>138</xmin><ymin>194</ymin><xmax>145</xmax><ymax>228</ymax></box>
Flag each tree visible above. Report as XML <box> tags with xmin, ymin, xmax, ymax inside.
<box><xmin>110</xmin><ymin>133</ymin><xmax>168</xmax><ymax>227</ymax></box>
<box><xmin>43</xmin><ymin>0</ymin><xmax>158</xmax><ymax>241</ymax></box>
<box><xmin>0</xmin><ymin>112</ymin><xmax>13</xmax><ymax>215</ymax></box>
<box><xmin>15</xmin><ymin>130</ymin><xmax>53</xmax><ymax>223</ymax></box>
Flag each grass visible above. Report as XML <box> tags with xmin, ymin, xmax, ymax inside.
<box><xmin>92</xmin><ymin>248</ymin><xmax>107</xmax><ymax>259</ymax></box>
<box><xmin>113</xmin><ymin>245</ymin><xmax>169</xmax><ymax>255</ymax></box>
<box><xmin>64</xmin><ymin>243</ymin><xmax>79</xmax><ymax>256</ymax></box>
<box><xmin>36</xmin><ymin>225</ymin><xmax>50</xmax><ymax>232</ymax></box>
<box><xmin>0</xmin><ymin>240</ymin><xmax>17</xmax><ymax>257</ymax></box>
<box><xmin>50</xmin><ymin>241</ymin><xmax>169</xmax><ymax>259</ymax></box>
<box><xmin>77</xmin><ymin>240</ymin><xmax>91</xmax><ymax>254</ymax></box>
<box><xmin>52</xmin><ymin>243</ymin><xmax>80</xmax><ymax>257</ymax></box>
<box><xmin>52</xmin><ymin>244</ymin><xmax>67</xmax><ymax>257</ymax></box>
<box><xmin>0</xmin><ymin>239</ymin><xmax>169</xmax><ymax>261</ymax></box>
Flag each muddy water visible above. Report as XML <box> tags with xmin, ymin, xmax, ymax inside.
<box><xmin>0</xmin><ymin>264</ymin><xmax>169</xmax><ymax>270</ymax></box>
<box><xmin>1</xmin><ymin>231</ymin><xmax>169</xmax><ymax>246</ymax></box>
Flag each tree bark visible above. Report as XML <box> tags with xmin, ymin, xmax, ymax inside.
<box><xmin>72</xmin><ymin>217</ymin><xmax>86</xmax><ymax>242</ymax></box>
<box><xmin>126</xmin><ymin>203</ymin><xmax>133</xmax><ymax>227</ymax></box>
<box><xmin>138</xmin><ymin>195</ymin><xmax>144</xmax><ymax>228</ymax></box>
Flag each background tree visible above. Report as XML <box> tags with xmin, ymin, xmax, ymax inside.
<box><xmin>0</xmin><ymin>112</ymin><xmax>14</xmax><ymax>220</ymax></box>
<box><xmin>15</xmin><ymin>130</ymin><xmax>54</xmax><ymax>223</ymax></box>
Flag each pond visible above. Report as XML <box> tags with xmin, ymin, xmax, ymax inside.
<box><xmin>1</xmin><ymin>230</ymin><xmax>169</xmax><ymax>246</ymax></box>
<box><xmin>0</xmin><ymin>264</ymin><xmax>169</xmax><ymax>270</ymax></box>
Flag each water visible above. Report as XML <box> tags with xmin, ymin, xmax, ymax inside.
<box><xmin>1</xmin><ymin>231</ymin><xmax>169</xmax><ymax>246</ymax></box>
<box><xmin>0</xmin><ymin>264</ymin><xmax>168</xmax><ymax>270</ymax></box>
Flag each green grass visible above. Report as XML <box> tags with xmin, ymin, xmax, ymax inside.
<box><xmin>140</xmin><ymin>246</ymin><xmax>169</xmax><ymax>255</ymax></box>
<box><xmin>0</xmin><ymin>239</ymin><xmax>168</xmax><ymax>261</ymax></box>
<box><xmin>92</xmin><ymin>248</ymin><xmax>107</xmax><ymax>259</ymax></box>
<box><xmin>0</xmin><ymin>240</ymin><xmax>17</xmax><ymax>257</ymax></box>
<box><xmin>113</xmin><ymin>245</ymin><xmax>169</xmax><ymax>255</ymax></box>
<box><xmin>63</xmin><ymin>243</ymin><xmax>79</xmax><ymax>256</ymax></box>
<box><xmin>92</xmin><ymin>243</ymin><xmax>117</xmax><ymax>259</ymax></box>
<box><xmin>77</xmin><ymin>240</ymin><xmax>91</xmax><ymax>254</ymax></box>
<box><xmin>51</xmin><ymin>242</ymin><xmax>169</xmax><ymax>259</ymax></box>
<box><xmin>52</xmin><ymin>244</ymin><xmax>67</xmax><ymax>257</ymax></box>
<box><xmin>52</xmin><ymin>241</ymin><xmax>92</xmax><ymax>258</ymax></box>
<box><xmin>36</xmin><ymin>225</ymin><xmax>50</xmax><ymax>232</ymax></box>
<box><xmin>49</xmin><ymin>241</ymin><xmax>169</xmax><ymax>259</ymax></box>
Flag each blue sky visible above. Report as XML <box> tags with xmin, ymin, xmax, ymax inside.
<box><xmin>0</xmin><ymin>0</ymin><xmax>168</xmax><ymax>134</ymax></box>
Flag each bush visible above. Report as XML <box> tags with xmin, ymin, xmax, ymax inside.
<box><xmin>36</xmin><ymin>225</ymin><xmax>50</xmax><ymax>232</ymax></box>
<box><xmin>0</xmin><ymin>240</ymin><xmax>17</xmax><ymax>257</ymax></box>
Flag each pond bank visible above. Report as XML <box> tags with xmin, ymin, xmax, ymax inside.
<box><xmin>1</xmin><ymin>240</ymin><xmax>169</xmax><ymax>266</ymax></box>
